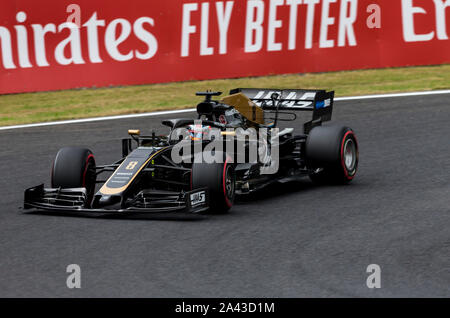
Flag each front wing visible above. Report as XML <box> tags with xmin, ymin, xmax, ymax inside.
<box><xmin>24</xmin><ymin>184</ymin><xmax>209</xmax><ymax>215</ymax></box>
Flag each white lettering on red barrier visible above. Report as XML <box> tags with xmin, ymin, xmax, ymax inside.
<box><xmin>0</xmin><ymin>0</ymin><xmax>448</xmax><ymax>94</ymax></box>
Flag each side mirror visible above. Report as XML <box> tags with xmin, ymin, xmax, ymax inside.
<box><xmin>128</xmin><ymin>129</ymin><xmax>140</xmax><ymax>136</ymax></box>
<box><xmin>127</xmin><ymin>129</ymin><xmax>140</xmax><ymax>150</ymax></box>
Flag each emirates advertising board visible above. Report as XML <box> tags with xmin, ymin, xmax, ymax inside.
<box><xmin>0</xmin><ymin>0</ymin><xmax>449</xmax><ymax>94</ymax></box>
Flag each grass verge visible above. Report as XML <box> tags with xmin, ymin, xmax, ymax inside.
<box><xmin>1</xmin><ymin>64</ymin><xmax>449</xmax><ymax>127</ymax></box>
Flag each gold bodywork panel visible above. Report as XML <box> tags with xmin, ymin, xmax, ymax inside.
<box><xmin>221</xmin><ymin>93</ymin><xmax>265</xmax><ymax>126</ymax></box>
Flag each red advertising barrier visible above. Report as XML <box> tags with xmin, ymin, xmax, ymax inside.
<box><xmin>0</xmin><ymin>0</ymin><xmax>449</xmax><ymax>94</ymax></box>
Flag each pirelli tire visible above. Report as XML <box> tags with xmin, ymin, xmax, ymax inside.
<box><xmin>51</xmin><ymin>147</ymin><xmax>97</xmax><ymax>204</ymax></box>
<box><xmin>306</xmin><ymin>125</ymin><xmax>358</xmax><ymax>184</ymax></box>
<box><xmin>191</xmin><ymin>152</ymin><xmax>236</xmax><ymax>214</ymax></box>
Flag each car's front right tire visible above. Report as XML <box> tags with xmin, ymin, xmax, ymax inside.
<box><xmin>52</xmin><ymin>147</ymin><xmax>96</xmax><ymax>204</ymax></box>
<box><xmin>191</xmin><ymin>152</ymin><xmax>235</xmax><ymax>213</ymax></box>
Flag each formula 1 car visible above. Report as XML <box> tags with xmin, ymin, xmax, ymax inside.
<box><xmin>24</xmin><ymin>88</ymin><xmax>358</xmax><ymax>215</ymax></box>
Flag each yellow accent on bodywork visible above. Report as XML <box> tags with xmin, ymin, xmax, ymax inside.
<box><xmin>221</xmin><ymin>93</ymin><xmax>265</xmax><ymax>125</ymax></box>
<box><xmin>221</xmin><ymin>131</ymin><xmax>236</xmax><ymax>136</ymax></box>
<box><xmin>128</xmin><ymin>129</ymin><xmax>140</xmax><ymax>136</ymax></box>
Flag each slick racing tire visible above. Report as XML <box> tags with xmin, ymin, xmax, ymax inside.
<box><xmin>191</xmin><ymin>152</ymin><xmax>235</xmax><ymax>214</ymax></box>
<box><xmin>306</xmin><ymin>125</ymin><xmax>358</xmax><ymax>184</ymax></box>
<box><xmin>51</xmin><ymin>147</ymin><xmax>96</xmax><ymax>204</ymax></box>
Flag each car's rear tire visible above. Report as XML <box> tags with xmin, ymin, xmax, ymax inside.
<box><xmin>51</xmin><ymin>147</ymin><xmax>96</xmax><ymax>204</ymax></box>
<box><xmin>306</xmin><ymin>125</ymin><xmax>358</xmax><ymax>184</ymax></box>
<box><xmin>191</xmin><ymin>152</ymin><xmax>235</xmax><ymax>214</ymax></box>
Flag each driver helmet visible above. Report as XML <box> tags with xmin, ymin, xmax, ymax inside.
<box><xmin>187</xmin><ymin>124</ymin><xmax>211</xmax><ymax>141</ymax></box>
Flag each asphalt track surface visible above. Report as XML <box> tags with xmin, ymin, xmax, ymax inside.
<box><xmin>0</xmin><ymin>94</ymin><xmax>449</xmax><ymax>297</ymax></box>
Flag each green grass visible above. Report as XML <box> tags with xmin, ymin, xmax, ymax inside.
<box><xmin>1</xmin><ymin>64</ymin><xmax>449</xmax><ymax>127</ymax></box>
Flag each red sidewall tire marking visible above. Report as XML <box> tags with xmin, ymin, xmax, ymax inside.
<box><xmin>82</xmin><ymin>154</ymin><xmax>95</xmax><ymax>188</ymax></box>
<box><xmin>340</xmin><ymin>131</ymin><xmax>356</xmax><ymax>180</ymax></box>
<box><xmin>223</xmin><ymin>157</ymin><xmax>232</xmax><ymax>208</ymax></box>
<box><xmin>50</xmin><ymin>162</ymin><xmax>54</xmax><ymax>188</ymax></box>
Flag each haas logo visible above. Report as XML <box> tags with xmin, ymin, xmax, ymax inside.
<box><xmin>190</xmin><ymin>191</ymin><xmax>206</xmax><ymax>207</ymax></box>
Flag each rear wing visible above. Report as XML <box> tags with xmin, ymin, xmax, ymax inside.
<box><xmin>230</xmin><ymin>88</ymin><xmax>334</xmax><ymax>132</ymax></box>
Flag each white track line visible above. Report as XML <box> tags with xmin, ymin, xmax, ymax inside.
<box><xmin>0</xmin><ymin>108</ymin><xmax>196</xmax><ymax>131</ymax></box>
<box><xmin>1</xmin><ymin>89</ymin><xmax>449</xmax><ymax>131</ymax></box>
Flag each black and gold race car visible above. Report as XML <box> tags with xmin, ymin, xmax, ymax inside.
<box><xmin>24</xmin><ymin>88</ymin><xmax>358</xmax><ymax>215</ymax></box>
